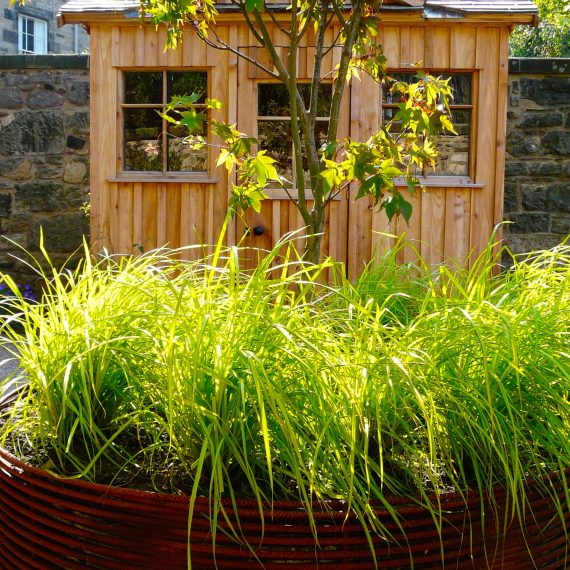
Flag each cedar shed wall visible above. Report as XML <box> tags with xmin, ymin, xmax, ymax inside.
<box><xmin>89</xmin><ymin>19</ymin><xmax>510</xmax><ymax>274</ymax></box>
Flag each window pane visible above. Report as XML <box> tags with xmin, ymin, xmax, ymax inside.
<box><xmin>258</xmin><ymin>84</ymin><xmax>290</xmax><ymax>116</ymax></box>
<box><xmin>124</xmin><ymin>108</ymin><xmax>163</xmax><ymax>171</ymax></box>
<box><xmin>258</xmin><ymin>119</ymin><xmax>329</xmax><ymax>188</ymax></box>
<box><xmin>258</xmin><ymin>119</ymin><xmax>294</xmax><ymax>185</ymax></box>
<box><xmin>167</xmin><ymin>121</ymin><xmax>208</xmax><ymax>172</ymax></box>
<box><xmin>167</xmin><ymin>72</ymin><xmax>207</xmax><ymax>103</ymax></box>
<box><xmin>37</xmin><ymin>20</ymin><xmax>47</xmax><ymax>54</ymax></box>
<box><xmin>449</xmin><ymin>74</ymin><xmax>471</xmax><ymax>105</ymax></box>
<box><xmin>258</xmin><ymin>83</ymin><xmax>332</xmax><ymax>116</ymax></box>
<box><xmin>431</xmin><ymin>110</ymin><xmax>470</xmax><ymax>176</ymax></box>
<box><xmin>124</xmin><ymin>72</ymin><xmax>162</xmax><ymax>104</ymax></box>
<box><xmin>383</xmin><ymin>72</ymin><xmax>415</xmax><ymax>104</ymax></box>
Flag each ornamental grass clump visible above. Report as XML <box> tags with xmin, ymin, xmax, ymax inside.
<box><xmin>0</xmin><ymin>239</ymin><xmax>569</xmax><ymax>564</ymax></box>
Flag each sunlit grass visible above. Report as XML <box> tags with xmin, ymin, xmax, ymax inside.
<box><xmin>0</xmin><ymin>238</ymin><xmax>568</xmax><ymax>565</ymax></box>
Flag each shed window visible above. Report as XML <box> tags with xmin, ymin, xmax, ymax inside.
<box><xmin>257</xmin><ymin>83</ymin><xmax>332</xmax><ymax>189</ymax></box>
<box><xmin>121</xmin><ymin>71</ymin><xmax>208</xmax><ymax>175</ymax></box>
<box><xmin>383</xmin><ymin>73</ymin><xmax>472</xmax><ymax>177</ymax></box>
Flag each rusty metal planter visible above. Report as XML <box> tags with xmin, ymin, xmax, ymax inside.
<box><xmin>0</xmin><ymin>445</ymin><xmax>568</xmax><ymax>570</ymax></box>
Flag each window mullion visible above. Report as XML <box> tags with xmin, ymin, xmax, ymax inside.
<box><xmin>162</xmin><ymin>71</ymin><xmax>168</xmax><ymax>175</ymax></box>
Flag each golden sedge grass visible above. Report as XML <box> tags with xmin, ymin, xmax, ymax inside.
<box><xmin>0</xmin><ymin>238</ymin><xmax>568</xmax><ymax>567</ymax></box>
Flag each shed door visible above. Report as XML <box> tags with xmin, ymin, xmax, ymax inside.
<box><xmin>235</xmin><ymin>51</ymin><xmax>349</xmax><ymax>267</ymax></box>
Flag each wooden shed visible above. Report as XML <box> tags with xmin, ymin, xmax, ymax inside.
<box><xmin>59</xmin><ymin>0</ymin><xmax>537</xmax><ymax>274</ymax></box>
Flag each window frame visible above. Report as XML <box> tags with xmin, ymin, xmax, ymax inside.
<box><xmin>382</xmin><ymin>69</ymin><xmax>478</xmax><ymax>187</ymax></box>
<box><xmin>18</xmin><ymin>14</ymin><xmax>48</xmax><ymax>55</ymax></box>
<box><xmin>117</xmin><ymin>68</ymin><xmax>215</xmax><ymax>182</ymax></box>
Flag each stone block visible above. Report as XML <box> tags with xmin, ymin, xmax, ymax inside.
<box><xmin>542</xmin><ymin>131</ymin><xmax>570</xmax><ymax>156</ymax></box>
<box><xmin>551</xmin><ymin>215</ymin><xmax>570</xmax><ymax>235</ymax></box>
<box><xmin>520</xmin><ymin>77</ymin><xmax>570</xmax><ymax>106</ymax></box>
<box><xmin>504</xmin><ymin>162</ymin><xmax>529</xmax><ymax>177</ymax></box>
<box><xmin>63</xmin><ymin>160</ymin><xmax>87</xmax><ymax>184</ymax></box>
<box><xmin>65</xmin><ymin>80</ymin><xmax>89</xmax><ymax>106</ymax></box>
<box><xmin>518</xmin><ymin>111</ymin><xmax>564</xmax><ymax>128</ymax></box>
<box><xmin>2</xmin><ymin>74</ymin><xmax>29</xmax><ymax>87</ymax></box>
<box><xmin>503</xmin><ymin>233</ymin><xmax>562</xmax><ymax>256</ymax></box>
<box><xmin>15</xmin><ymin>182</ymin><xmax>85</xmax><ymax>211</ymax></box>
<box><xmin>27</xmin><ymin>89</ymin><xmax>64</xmax><ymax>110</ymax></box>
<box><xmin>30</xmin><ymin>212</ymin><xmax>87</xmax><ymax>252</ymax></box>
<box><xmin>548</xmin><ymin>183</ymin><xmax>570</xmax><ymax>213</ymax></box>
<box><xmin>35</xmin><ymin>163</ymin><xmax>62</xmax><ymax>180</ymax></box>
<box><xmin>0</xmin><ymin>234</ymin><xmax>26</xmax><ymax>251</ymax></box>
<box><xmin>0</xmin><ymin>193</ymin><xmax>12</xmax><ymax>217</ymax></box>
<box><xmin>0</xmin><ymin>158</ymin><xmax>32</xmax><ymax>180</ymax></box>
<box><xmin>0</xmin><ymin>112</ymin><xmax>65</xmax><ymax>154</ymax></box>
<box><xmin>5</xmin><ymin>212</ymin><xmax>33</xmax><ymax>233</ymax></box>
<box><xmin>0</xmin><ymin>87</ymin><xmax>23</xmax><ymax>109</ymax></box>
<box><xmin>65</xmin><ymin>111</ymin><xmax>89</xmax><ymax>135</ymax></box>
<box><xmin>504</xmin><ymin>182</ymin><xmax>519</xmax><ymax>212</ymax></box>
<box><xmin>522</xmin><ymin>185</ymin><xmax>549</xmax><ymax>211</ymax></box>
<box><xmin>534</xmin><ymin>161</ymin><xmax>563</xmax><ymax>176</ymax></box>
<box><xmin>507</xmin><ymin>132</ymin><xmax>541</xmax><ymax>157</ymax></box>
<box><xmin>66</xmin><ymin>135</ymin><xmax>86</xmax><ymax>150</ymax></box>
<box><xmin>506</xmin><ymin>213</ymin><xmax>550</xmax><ymax>234</ymax></box>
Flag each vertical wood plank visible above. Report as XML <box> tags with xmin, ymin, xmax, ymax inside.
<box><xmin>133</xmin><ymin>183</ymin><xmax>143</xmax><ymax>253</ymax></box>
<box><xmin>183</xmin><ymin>29</ymin><xmax>207</xmax><ymax>67</ymax></box>
<box><xmin>399</xmin><ymin>25</ymin><xmax>410</xmax><ymax>66</ymax></box>
<box><xmin>272</xmin><ymin>201</ymin><xmax>281</xmax><ymax>248</ymax></box>
<box><xmin>382</xmin><ymin>26</ymin><xmax>401</xmax><ymax>68</ymax></box>
<box><xmin>118</xmin><ymin>184</ymin><xmax>134</xmax><ymax>254</ymax></box>
<box><xmin>492</xmin><ymin>26</ymin><xmax>511</xmax><ymax>258</ymax></box>
<box><xmin>119</xmin><ymin>27</ymin><xmax>136</xmax><ymax>67</ymax></box>
<box><xmin>144</xmin><ymin>26</ymin><xmax>158</xmax><ymax>67</ymax></box>
<box><xmin>92</xmin><ymin>26</ymin><xmax>116</xmax><ymax>252</ymax></box>
<box><xmin>409</xmin><ymin>26</ymin><xmax>425</xmax><ymax>67</ymax></box>
<box><xmin>371</xmin><ymin>207</ymin><xmax>396</xmax><ymax>264</ymax></box>
<box><xmin>212</xmin><ymin>28</ymin><xmax>230</xmax><ymax>245</ymax></box>
<box><xmin>111</xmin><ymin>26</ymin><xmax>120</xmax><ymax>67</ymax></box>
<box><xmin>179</xmin><ymin>182</ymin><xmax>191</xmax><ymax>259</ymax></box>
<box><xmin>134</xmin><ymin>26</ymin><xmax>145</xmax><ymax>67</ymax></box>
<box><xmin>166</xmin><ymin>184</ymin><xmax>181</xmax><ymax>251</ymax></box>
<box><xmin>425</xmin><ymin>26</ymin><xmax>450</xmax><ymax>68</ymax></box>
<box><xmin>420</xmin><ymin>188</ymin><xmax>446</xmax><ymax>265</ymax></box>
<box><xmin>400</xmin><ymin>190</ymin><xmax>422</xmax><ymax>264</ymax></box>
<box><xmin>450</xmin><ymin>26</ymin><xmax>476</xmax><ymax>69</ymax></box>
<box><xmin>225</xmin><ymin>25</ymin><xmax>239</xmax><ymax>247</ymax></box>
<box><xmin>109</xmin><ymin>182</ymin><xmax>120</xmax><ymax>252</ymax></box>
<box><xmin>157</xmin><ymin>183</ymin><xmax>168</xmax><ymax>247</ymax></box>
<box><xmin>472</xmin><ymin>26</ymin><xmax>500</xmax><ymax>260</ymax></box>
<box><xmin>347</xmin><ymin>72</ymin><xmax>380</xmax><ymax>277</ymax></box>
<box><xmin>156</xmin><ymin>26</ymin><xmax>169</xmax><ymax>66</ymax></box>
<box><xmin>142</xmin><ymin>184</ymin><xmax>157</xmax><ymax>253</ymax></box>
<box><xmin>89</xmin><ymin>26</ymin><xmax>103</xmax><ymax>250</ymax></box>
<box><xmin>444</xmin><ymin>188</ymin><xmax>471</xmax><ymax>264</ymax></box>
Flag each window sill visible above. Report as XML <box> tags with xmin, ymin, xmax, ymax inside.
<box><xmin>109</xmin><ymin>175</ymin><xmax>218</xmax><ymax>184</ymax></box>
<box><xmin>393</xmin><ymin>176</ymin><xmax>484</xmax><ymax>188</ymax></box>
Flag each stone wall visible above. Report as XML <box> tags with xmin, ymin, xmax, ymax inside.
<box><xmin>505</xmin><ymin>58</ymin><xmax>570</xmax><ymax>257</ymax></box>
<box><xmin>1</xmin><ymin>0</ymin><xmax>89</xmax><ymax>55</ymax></box>
<box><xmin>0</xmin><ymin>55</ymin><xmax>89</xmax><ymax>288</ymax></box>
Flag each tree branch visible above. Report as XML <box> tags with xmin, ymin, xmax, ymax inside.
<box><xmin>197</xmin><ymin>24</ymin><xmax>279</xmax><ymax>79</ymax></box>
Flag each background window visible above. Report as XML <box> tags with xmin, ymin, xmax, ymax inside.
<box><xmin>257</xmin><ymin>83</ymin><xmax>331</xmax><ymax>189</ymax></box>
<box><xmin>18</xmin><ymin>15</ymin><xmax>48</xmax><ymax>54</ymax></box>
<box><xmin>122</xmin><ymin>71</ymin><xmax>208</xmax><ymax>174</ymax></box>
<box><xmin>382</xmin><ymin>72</ymin><xmax>472</xmax><ymax>177</ymax></box>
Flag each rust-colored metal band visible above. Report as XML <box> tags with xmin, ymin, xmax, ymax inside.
<box><xmin>0</xmin><ymin>446</ymin><xmax>568</xmax><ymax>569</ymax></box>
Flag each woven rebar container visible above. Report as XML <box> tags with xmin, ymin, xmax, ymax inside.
<box><xmin>0</xmin><ymin>445</ymin><xmax>568</xmax><ymax>569</ymax></box>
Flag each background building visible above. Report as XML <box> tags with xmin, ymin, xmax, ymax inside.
<box><xmin>1</xmin><ymin>0</ymin><xmax>89</xmax><ymax>54</ymax></box>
